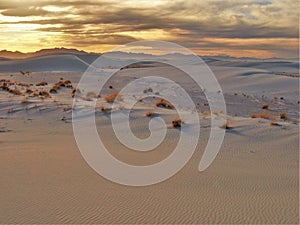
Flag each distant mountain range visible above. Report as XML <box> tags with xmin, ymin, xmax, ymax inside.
<box><xmin>0</xmin><ymin>48</ymin><xmax>96</xmax><ymax>59</ymax></box>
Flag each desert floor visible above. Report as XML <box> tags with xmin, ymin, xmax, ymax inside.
<box><xmin>0</xmin><ymin>55</ymin><xmax>299</xmax><ymax>223</ymax></box>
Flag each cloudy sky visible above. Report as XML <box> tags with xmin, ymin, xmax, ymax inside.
<box><xmin>0</xmin><ymin>0</ymin><xmax>298</xmax><ymax>57</ymax></box>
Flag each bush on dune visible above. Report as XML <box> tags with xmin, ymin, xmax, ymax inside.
<box><xmin>105</xmin><ymin>92</ymin><xmax>119</xmax><ymax>103</ymax></box>
<box><xmin>172</xmin><ymin>117</ymin><xmax>182</xmax><ymax>128</ymax></box>
<box><xmin>156</xmin><ymin>99</ymin><xmax>174</xmax><ymax>109</ymax></box>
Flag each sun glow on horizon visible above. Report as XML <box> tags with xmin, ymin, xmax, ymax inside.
<box><xmin>0</xmin><ymin>0</ymin><xmax>298</xmax><ymax>58</ymax></box>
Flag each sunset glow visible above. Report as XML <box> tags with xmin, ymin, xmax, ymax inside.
<box><xmin>0</xmin><ymin>0</ymin><xmax>298</xmax><ymax>57</ymax></box>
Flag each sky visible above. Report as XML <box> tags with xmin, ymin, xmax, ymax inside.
<box><xmin>0</xmin><ymin>0</ymin><xmax>299</xmax><ymax>58</ymax></box>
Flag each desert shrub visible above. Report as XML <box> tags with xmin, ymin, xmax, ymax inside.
<box><xmin>26</xmin><ymin>88</ymin><xmax>33</xmax><ymax>94</ymax></box>
<box><xmin>251</xmin><ymin>113</ymin><xmax>258</xmax><ymax>118</ymax></box>
<box><xmin>64</xmin><ymin>80</ymin><xmax>72</xmax><ymax>88</ymax></box>
<box><xmin>0</xmin><ymin>83</ymin><xmax>9</xmax><ymax>91</ymax></box>
<box><xmin>36</xmin><ymin>81</ymin><xmax>48</xmax><ymax>86</ymax></box>
<box><xmin>21</xmin><ymin>98</ymin><xmax>28</xmax><ymax>104</ymax></box>
<box><xmin>280</xmin><ymin>112</ymin><xmax>287</xmax><ymax>120</ymax></box>
<box><xmin>100</xmin><ymin>105</ymin><xmax>106</xmax><ymax>112</ymax></box>
<box><xmin>38</xmin><ymin>90</ymin><xmax>51</xmax><ymax>98</ymax></box>
<box><xmin>145</xmin><ymin>110</ymin><xmax>154</xmax><ymax>117</ymax></box>
<box><xmin>260</xmin><ymin>111</ymin><xmax>270</xmax><ymax>119</ymax></box>
<box><xmin>156</xmin><ymin>99</ymin><xmax>174</xmax><ymax>109</ymax></box>
<box><xmin>55</xmin><ymin>81</ymin><xmax>65</xmax><ymax>88</ymax></box>
<box><xmin>220</xmin><ymin>120</ymin><xmax>232</xmax><ymax>129</ymax></box>
<box><xmin>105</xmin><ymin>92</ymin><xmax>119</xmax><ymax>103</ymax></box>
<box><xmin>85</xmin><ymin>91</ymin><xmax>97</xmax><ymax>100</ymax></box>
<box><xmin>8</xmin><ymin>88</ymin><xmax>22</xmax><ymax>95</ymax></box>
<box><xmin>172</xmin><ymin>117</ymin><xmax>182</xmax><ymax>128</ymax></box>
<box><xmin>143</xmin><ymin>87</ymin><xmax>153</xmax><ymax>93</ymax></box>
<box><xmin>49</xmin><ymin>87</ymin><xmax>58</xmax><ymax>93</ymax></box>
<box><xmin>261</xmin><ymin>103</ymin><xmax>269</xmax><ymax>109</ymax></box>
<box><xmin>270</xmin><ymin>121</ymin><xmax>280</xmax><ymax>126</ymax></box>
<box><xmin>251</xmin><ymin>111</ymin><xmax>271</xmax><ymax>119</ymax></box>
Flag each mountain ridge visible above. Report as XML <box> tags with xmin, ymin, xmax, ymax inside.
<box><xmin>0</xmin><ymin>48</ymin><xmax>96</xmax><ymax>59</ymax></box>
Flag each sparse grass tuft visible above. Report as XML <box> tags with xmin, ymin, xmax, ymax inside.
<box><xmin>270</xmin><ymin>121</ymin><xmax>280</xmax><ymax>126</ymax></box>
<box><xmin>280</xmin><ymin>111</ymin><xmax>287</xmax><ymax>120</ymax></box>
<box><xmin>100</xmin><ymin>105</ymin><xmax>106</xmax><ymax>112</ymax></box>
<box><xmin>251</xmin><ymin>111</ymin><xmax>271</xmax><ymax>119</ymax></box>
<box><xmin>21</xmin><ymin>98</ymin><xmax>28</xmax><ymax>104</ymax></box>
<box><xmin>8</xmin><ymin>88</ymin><xmax>22</xmax><ymax>95</ymax></box>
<box><xmin>49</xmin><ymin>86</ymin><xmax>58</xmax><ymax>93</ymax></box>
<box><xmin>105</xmin><ymin>92</ymin><xmax>119</xmax><ymax>103</ymax></box>
<box><xmin>260</xmin><ymin>111</ymin><xmax>270</xmax><ymax>119</ymax></box>
<box><xmin>220</xmin><ymin>119</ymin><xmax>232</xmax><ymax>129</ymax></box>
<box><xmin>156</xmin><ymin>99</ymin><xmax>174</xmax><ymax>109</ymax></box>
<box><xmin>26</xmin><ymin>88</ymin><xmax>33</xmax><ymax>94</ymax></box>
<box><xmin>172</xmin><ymin>117</ymin><xmax>182</xmax><ymax>128</ymax></box>
<box><xmin>145</xmin><ymin>110</ymin><xmax>154</xmax><ymax>117</ymax></box>
<box><xmin>38</xmin><ymin>90</ymin><xmax>51</xmax><ymax>98</ymax></box>
<box><xmin>36</xmin><ymin>81</ymin><xmax>48</xmax><ymax>86</ymax></box>
<box><xmin>143</xmin><ymin>87</ymin><xmax>153</xmax><ymax>93</ymax></box>
<box><xmin>251</xmin><ymin>113</ymin><xmax>258</xmax><ymax>118</ymax></box>
<box><xmin>85</xmin><ymin>91</ymin><xmax>97</xmax><ymax>100</ymax></box>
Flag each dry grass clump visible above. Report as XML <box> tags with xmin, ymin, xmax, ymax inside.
<box><xmin>0</xmin><ymin>83</ymin><xmax>9</xmax><ymax>91</ymax></box>
<box><xmin>49</xmin><ymin>79</ymin><xmax>73</xmax><ymax>94</ymax></box>
<box><xmin>71</xmin><ymin>88</ymin><xmax>79</xmax><ymax>97</ymax></box>
<box><xmin>220</xmin><ymin>119</ymin><xmax>232</xmax><ymax>129</ymax></box>
<box><xmin>49</xmin><ymin>87</ymin><xmax>58</xmax><ymax>93</ymax></box>
<box><xmin>251</xmin><ymin>113</ymin><xmax>258</xmax><ymax>118</ymax></box>
<box><xmin>105</xmin><ymin>92</ymin><xmax>119</xmax><ymax>103</ymax></box>
<box><xmin>54</xmin><ymin>81</ymin><xmax>65</xmax><ymax>88</ymax></box>
<box><xmin>145</xmin><ymin>110</ymin><xmax>154</xmax><ymax>117</ymax></box>
<box><xmin>32</xmin><ymin>91</ymin><xmax>39</xmax><ymax>97</ymax></box>
<box><xmin>260</xmin><ymin>111</ymin><xmax>270</xmax><ymax>119</ymax></box>
<box><xmin>201</xmin><ymin>110</ymin><xmax>211</xmax><ymax>115</ymax></box>
<box><xmin>36</xmin><ymin>81</ymin><xmax>48</xmax><ymax>86</ymax></box>
<box><xmin>63</xmin><ymin>80</ymin><xmax>73</xmax><ymax>88</ymax></box>
<box><xmin>26</xmin><ymin>88</ymin><xmax>33</xmax><ymax>94</ymax></box>
<box><xmin>270</xmin><ymin>120</ymin><xmax>280</xmax><ymax>126</ymax></box>
<box><xmin>261</xmin><ymin>103</ymin><xmax>269</xmax><ymax>109</ymax></box>
<box><xmin>100</xmin><ymin>105</ymin><xmax>106</xmax><ymax>112</ymax></box>
<box><xmin>251</xmin><ymin>110</ymin><xmax>277</xmax><ymax>120</ymax></box>
<box><xmin>20</xmin><ymin>70</ymin><xmax>31</xmax><ymax>75</ymax></box>
<box><xmin>156</xmin><ymin>99</ymin><xmax>174</xmax><ymax>109</ymax></box>
<box><xmin>143</xmin><ymin>87</ymin><xmax>153</xmax><ymax>93</ymax></box>
<box><xmin>17</xmin><ymin>82</ymin><xmax>30</xmax><ymax>87</ymax></box>
<box><xmin>280</xmin><ymin>111</ymin><xmax>287</xmax><ymax>120</ymax></box>
<box><xmin>251</xmin><ymin>111</ymin><xmax>271</xmax><ymax>119</ymax></box>
<box><xmin>8</xmin><ymin>88</ymin><xmax>22</xmax><ymax>95</ymax></box>
<box><xmin>85</xmin><ymin>91</ymin><xmax>97</xmax><ymax>100</ymax></box>
<box><xmin>172</xmin><ymin>117</ymin><xmax>182</xmax><ymax>128</ymax></box>
<box><xmin>38</xmin><ymin>90</ymin><xmax>51</xmax><ymax>98</ymax></box>
<box><xmin>21</xmin><ymin>98</ymin><xmax>28</xmax><ymax>104</ymax></box>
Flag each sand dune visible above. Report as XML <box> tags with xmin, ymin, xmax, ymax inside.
<box><xmin>0</xmin><ymin>54</ymin><xmax>298</xmax><ymax>223</ymax></box>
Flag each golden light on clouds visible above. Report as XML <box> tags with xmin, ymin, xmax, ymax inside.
<box><xmin>0</xmin><ymin>0</ymin><xmax>298</xmax><ymax>57</ymax></box>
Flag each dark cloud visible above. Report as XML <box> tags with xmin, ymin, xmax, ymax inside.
<box><xmin>0</xmin><ymin>0</ymin><xmax>298</xmax><ymax>57</ymax></box>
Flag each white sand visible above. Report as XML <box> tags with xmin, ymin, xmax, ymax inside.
<box><xmin>0</xmin><ymin>54</ymin><xmax>298</xmax><ymax>223</ymax></box>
